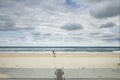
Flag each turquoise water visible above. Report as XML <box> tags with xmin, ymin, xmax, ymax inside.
<box><xmin>0</xmin><ymin>46</ymin><xmax>119</xmax><ymax>52</ymax></box>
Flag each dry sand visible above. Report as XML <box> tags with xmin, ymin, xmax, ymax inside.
<box><xmin>0</xmin><ymin>52</ymin><xmax>120</xmax><ymax>68</ymax></box>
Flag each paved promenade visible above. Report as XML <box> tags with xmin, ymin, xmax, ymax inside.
<box><xmin>0</xmin><ymin>68</ymin><xmax>120</xmax><ymax>80</ymax></box>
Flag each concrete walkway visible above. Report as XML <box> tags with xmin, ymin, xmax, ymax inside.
<box><xmin>0</xmin><ymin>68</ymin><xmax>56</xmax><ymax>79</ymax></box>
<box><xmin>64</xmin><ymin>68</ymin><xmax>120</xmax><ymax>79</ymax></box>
<box><xmin>0</xmin><ymin>68</ymin><xmax>120</xmax><ymax>80</ymax></box>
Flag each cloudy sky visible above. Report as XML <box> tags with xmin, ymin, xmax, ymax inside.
<box><xmin>0</xmin><ymin>0</ymin><xmax>119</xmax><ymax>46</ymax></box>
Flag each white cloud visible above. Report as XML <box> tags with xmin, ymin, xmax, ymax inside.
<box><xmin>0</xmin><ymin>0</ymin><xmax>119</xmax><ymax>46</ymax></box>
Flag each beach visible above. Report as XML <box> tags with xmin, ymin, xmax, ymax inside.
<box><xmin>0</xmin><ymin>52</ymin><xmax>119</xmax><ymax>68</ymax></box>
<box><xmin>0</xmin><ymin>52</ymin><xmax>120</xmax><ymax>79</ymax></box>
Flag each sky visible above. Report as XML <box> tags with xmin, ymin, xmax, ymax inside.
<box><xmin>0</xmin><ymin>0</ymin><xmax>120</xmax><ymax>46</ymax></box>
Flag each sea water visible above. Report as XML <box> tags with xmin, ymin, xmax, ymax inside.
<box><xmin>0</xmin><ymin>46</ymin><xmax>119</xmax><ymax>53</ymax></box>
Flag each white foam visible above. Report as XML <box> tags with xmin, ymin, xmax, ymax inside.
<box><xmin>113</xmin><ymin>51</ymin><xmax>120</xmax><ymax>53</ymax></box>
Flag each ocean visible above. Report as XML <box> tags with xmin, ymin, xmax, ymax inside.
<box><xmin>0</xmin><ymin>46</ymin><xmax>119</xmax><ymax>53</ymax></box>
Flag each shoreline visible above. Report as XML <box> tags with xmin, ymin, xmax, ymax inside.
<box><xmin>0</xmin><ymin>52</ymin><xmax>119</xmax><ymax>57</ymax></box>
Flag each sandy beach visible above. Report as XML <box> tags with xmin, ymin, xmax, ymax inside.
<box><xmin>0</xmin><ymin>52</ymin><xmax>120</xmax><ymax>68</ymax></box>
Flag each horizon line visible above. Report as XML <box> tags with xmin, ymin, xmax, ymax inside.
<box><xmin>0</xmin><ymin>46</ymin><xmax>119</xmax><ymax>48</ymax></box>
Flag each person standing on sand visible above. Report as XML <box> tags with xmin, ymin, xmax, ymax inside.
<box><xmin>52</xmin><ymin>50</ymin><xmax>56</xmax><ymax>57</ymax></box>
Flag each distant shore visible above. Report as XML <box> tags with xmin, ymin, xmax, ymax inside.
<box><xmin>0</xmin><ymin>52</ymin><xmax>120</xmax><ymax>68</ymax></box>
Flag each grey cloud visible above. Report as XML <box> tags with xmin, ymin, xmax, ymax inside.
<box><xmin>0</xmin><ymin>15</ymin><xmax>17</xmax><ymax>31</ymax></box>
<box><xmin>32</xmin><ymin>32</ymin><xmax>41</xmax><ymax>36</ymax></box>
<box><xmin>90</xmin><ymin>23</ymin><xmax>96</xmax><ymax>26</ymax></box>
<box><xmin>101</xmin><ymin>37</ymin><xmax>120</xmax><ymax>42</ymax></box>
<box><xmin>12</xmin><ymin>0</ymin><xmax>65</xmax><ymax>12</ymax></box>
<box><xmin>88</xmin><ymin>31</ymin><xmax>119</xmax><ymax>41</ymax></box>
<box><xmin>0</xmin><ymin>23</ymin><xmax>34</xmax><ymax>31</ymax></box>
<box><xmin>61</xmin><ymin>23</ymin><xmax>83</xmax><ymax>31</ymax></box>
<box><xmin>0</xmin><ymin>0</ymin><xmax>14</xmax><ymax>8</ymax></box>
<box><xmin>90</xmin><ymin>0</ymin><xmax>120</xmax><ymax>19</ymax></box>
<box><xmin>14</xmin><ymin>0</ymin><xmax>44</xmax><ymax>7</ymax></box>
<box><xmin>68</xmin><ymin>33</ymin><xmax>82</xmax><ymax>36</ymax></box>
<box><xmin>0</xmin><ymin>15</ymin><xmax>11</xmax><ymax>21</ymax></box>
<box><xmin>84</xmin><ymin>0</ymin><xmax>105</xmax><ymax>4</ymax></box>
<box><xmin>0</xmin><ymin>0</ymin><xmax>35</xmax><ymax>8</ymax></box>
<box><xmin>32</xmin><ymin>32</ymin><xmax>51</xmax><ymax>37</ymax></box>
<box><xmin>100</xmin><ymin>22</ymin><xmax>115</xmax><ymax>28</ymax></box>
<box><xmin>0</xmin><ymin>15</ymin><xmax>35</xmax><ymax>31</ymax></box>
<box><xmin>23</xmin><ymin>27</ymin><xmax>35</xmax><ymax>31</ymax></box>
<box><xmin>95</xmin><ymin>32</ymin><xmax>119</xmax><ymax>42</ymax></box>
<box><xmin>32</xmin><ymin>32</ymin><xmax>43</xmax><ymax>40</ymax></box>
<box><xmin>0</xmin><ymin>23</ymin><xmax>17</xmax><ymax>31</ymax></box>
<box><xmin>101</xmin><ymin>33</ymin><xmax>117</xmax><ymax>39</ymax></box>
<box><xmin>32</xmin><ymin>32</ymin><xmax>53</xmax><ymax>41</ymax></box>
<box><xmin>88</xmin><ymin>32</ymin><xmax>101</xmax><ymax>38</ymax></box>
<box><xmin>44</xmin><ymin>33</ymin><xmax>51</xmax><ymax>36</ymax></box>
<box><xmin>89</xmin><ymin>32</ymin><xmax>99</xmax><ymax>35</ymax></box>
